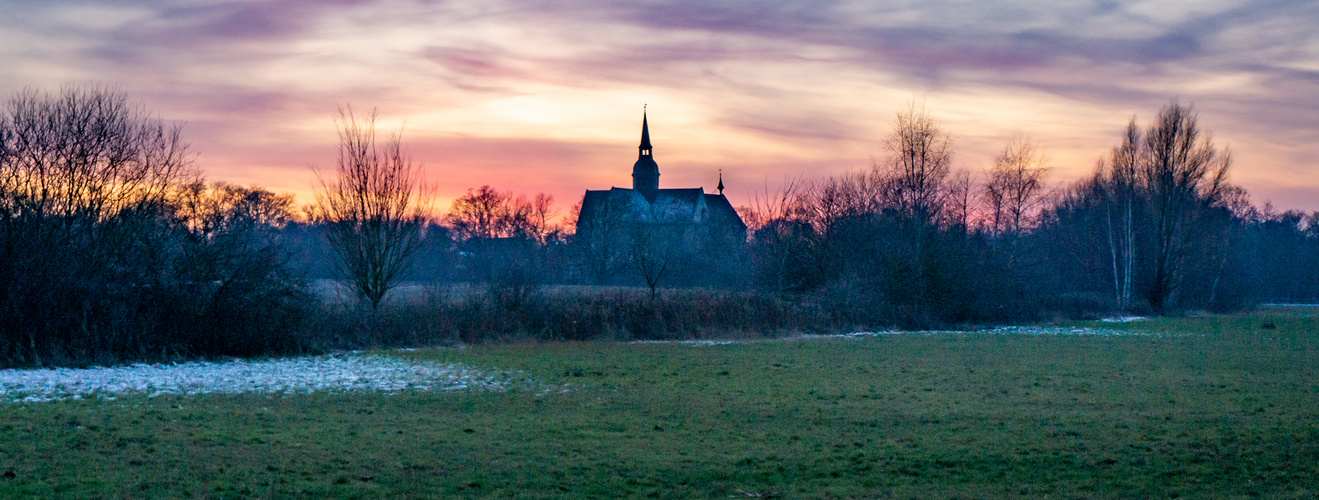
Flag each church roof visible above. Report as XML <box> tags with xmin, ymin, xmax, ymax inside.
<box><xmin>576</xmin><ymin>189</ymin><xmax>618</xmax><ymax>231</ymax></box>
<box><xmin>657</xmin><ymin>188</ymin><xmax>703</xmax><ymax>207</ymax></box>
<box><xmin>578</xmin><ymin>187</ymin><xmax>743</xmax><ymax>230</ymax></box>
<box><xmin>704</xmin><ymin>193</ymin><xmax>747</xmax><ymax>231</ymax></box>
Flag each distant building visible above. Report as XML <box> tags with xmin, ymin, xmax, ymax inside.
<box><xmin>574</xmin><ymin>110</ymin><xmax>747</xmax><ymax>285</ymax></box>
<box><xmin>576</xmin><ymin>110</ymin><xmax>746</xmax><ymax>239</ymax></box>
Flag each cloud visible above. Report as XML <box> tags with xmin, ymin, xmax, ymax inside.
<box><xmin>557</xmin><ymin>0</ymin><xmax>1311</xmax><ymax>89</ymax></box>
<box><xmin>126</xmin><ymin>0</ymin><xmax>365</xmax><ymax>42</ymax></box>
<box><xmin>716</xmin><ymin>107</ymin><xmax>861</xmax><ymax>143</ymax></box>
<box><xmin>3</xmin><ymin>0</ymin><xmax>1317</xmax><ymax>212</ymax></box>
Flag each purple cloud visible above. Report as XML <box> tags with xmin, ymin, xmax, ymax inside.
<box><xmin>3</xmin><ymin>0</ymin><xmax>1317</xmax><ymax>212</ymax></box>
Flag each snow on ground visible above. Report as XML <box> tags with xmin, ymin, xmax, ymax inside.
<box><xmin>4</xmin><ymin>324</ymin><xmax>1176</xmax><ymax>402</ymax></box>
<box><xmin>984</xmin><ymin>325</ymin><xmax>1148</xmax><ymax>336</ymax></box>
<box><xmin>1100</xmin><ymin>316</ymin><xmax>1147</xmax><ymax>323</ymax></box>
<box><xmin>631</xmin><ymin>340</ymin><xmax>744</xmax><ymax>346</ymax></box>
<box><xmin>0</xmin><ymin>354</ymin><xmax>524</xmax><ymax>404</ymax></box>
<box><xmin>633</xmin><ymin>325</ymin><xmax>1166</xmax><ymax>347</ymax></box>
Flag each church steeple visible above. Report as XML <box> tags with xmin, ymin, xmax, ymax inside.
<box><xmin>717</xmin><ymin>169</ymin><xmax>724</xmax><ymax>195</ymax></box>
<box><xmin>631</xmin><ymin>106</ymin><xmax>659</xmax><ymax>199</ymax></box>
<box><xmin>639</xmin><ymin>108</ymin><xmax>652</xmax><ymax>154</ymax></box>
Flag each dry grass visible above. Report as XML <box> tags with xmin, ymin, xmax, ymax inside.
<box><xmin>307</xmin><ymin>285</ymin><xmax>843</xmax><ymax>348</ymax></box>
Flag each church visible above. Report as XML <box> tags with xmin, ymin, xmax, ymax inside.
<box><xmin>574</xmin><ymin>110</ymin><xmax>747</xmax><ymax>285</ymax></box>
<box><xmin>575</xmin><ymin>110</ymin><xmax>746</xmax><ymax>241</ymax></box>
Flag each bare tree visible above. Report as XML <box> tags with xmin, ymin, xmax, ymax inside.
<box><xmin>631</xmin><ymin>218</ymin><xmax>680</xmax><ymax>301</ymax></box>
<box><xmin>1050</xmin><ymin>103</ymin><xmax>1234</xmax><ymax>313</ymax></box>
<box><xmin>447</xmin><ymin>186</ymin><xmax>559</xmax><ymax>243</ymax></box>
<box><xmin>311</xmin><ymin>106</ymin><xmax>429</xmax><ymax>309</ymax></box>
<box><xmin>1140</xmin><ymin>101</ymin><xmax>1231</xmax><ymax>312</ymax></box>
<box><xmin>445</xmin><ymin>186</ymin><xmax>558</xmax><ymax>305</ymax></box>
<box><xmin>878</xmin><ymin>101</ymin><xmax>954</xmax><ymax>224</ymax></box>
<box><xmin>747</xmin><ymin>178</ymin><xmax>812</xmax><ymax>293</ymax></box>
<box><xmin>1</xmin><ymin>86</ymin><xmax>311</xmax><ymax>366</ymax></box>
<box><xmin>447</xmin><ymin>185</ymin><xmax>512</xmax><ymax>241</ymax></box>
<box><xmin>527</xmin><ymin>193</ymin><xmax>560</xmax><ymax>244</ymax></box>
<box><xmin>170</xmin><ymin>182</ymin><xmax>310</xmax><ymax>354</ymax></box>
<box><xmin>0</xmin><ymin>86</ymin><xmax>191</xmax><ymax>221</ymax></box>
<box><xmin>178</xmin><ymin>182</ymin><xmax>296</xmax><ymax>235</ymax></box>
<box><xmin>1100</xmin><ymin>119</ymin><xmax>1141</xmax><ymax>311</ymax></box>
<box><xmin>0</xmin><ymin>86</ymin><xmax>197</xmax><ymax>365</ymax></box>
<box><xmin>984</xmin><ymin>135</ymin><xmax>1050</xmax><ymax>237</ymax></box>
<box><xmin>944</xmin><ymin>170</ymin><xmax>975</xmax><ymax>233</ymax></box>
<box><xmin>871</xmin><ymin>102</ymin><xmax>955</xmax><ymax>317</ymax></box>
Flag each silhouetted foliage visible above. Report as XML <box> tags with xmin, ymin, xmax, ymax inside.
<box><xmin>0</xmin><ymin>86</ymin><xmax>311</xmax><ymax>367</ymax></box>
<box><xmin>1237</xmin><ymin>208</ymin><xmax>1319</xmax><ymax>304</ymax></box>
<box><xmin>444</xmin><ymin>185</ymin><xmax>562</xmax><ymax>307</ymax></box>
<box><xmin>1036</xmin><ymin>101</ymin><xmax>1239</xmax><ymax>313</ymax></box>
<box><xmin>9</xmin><ymin>87</ymin><xmax>1319</xmax><ymax>367</ymax></box>
<box><xmin>984</xmin><ymin>135</ymin><xmax>1050</xmax><ymax>239</ymax></box>
<box><xmin>311</xmin><ymin>106</ymin><xmax>430</xmax><ymax>309</ymax></box>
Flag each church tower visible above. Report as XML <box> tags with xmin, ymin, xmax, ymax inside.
<box><xmin>631</xmin><ymin>108</ymin><xmax>660</xmax><ymax>199</ymax></box>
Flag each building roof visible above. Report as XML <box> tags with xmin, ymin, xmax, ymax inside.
<box><xmin>578</xmin><ymin>186</ymin><xmax>744</xmax><ymax>232</ymax></box>
<box><xmin>704</xmin><ymin>192</ymin><xmax>747</xmax><ymax>231</ymax></box>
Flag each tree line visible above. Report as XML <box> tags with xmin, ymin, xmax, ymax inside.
<box><xmin>312</xmin><ymin>101</ymin><xmax>1317</xmax><ymax>325</ymax></box>
<box><xmin>3</xmin><ymin>86</ymin><xmax>1317</xmax><ymax>367</ymax></box>
<box><xmin>739</xmin><ymin>102</ymin><xmax>1319</xmax><ymax>326</ymax></box>
<box><xmin>0</xmin><ymin>86</ymin><xmax>307</xmax><ymax>366</ymax></box>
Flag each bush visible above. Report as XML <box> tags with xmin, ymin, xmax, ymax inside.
<box><xmin>303</xmin><ymin>286</ymin><xmax>846</xmax><ymax>348</ymax></box>
<box><xmin>0</xmin><ymin>87</ymin><xmax>313</xmax><ymax>367</ymax></box>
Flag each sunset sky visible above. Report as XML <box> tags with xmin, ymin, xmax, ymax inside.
<box><xmin>3</xmin><ymin>0</ymin><xmax>1317</xmax><ymax>216</ymax></box>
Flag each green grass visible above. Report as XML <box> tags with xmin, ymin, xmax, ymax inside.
<box><xmin>2</xmin><ymin>308</ymin><xmax>1318</xmax><ymax>498</ymax></box>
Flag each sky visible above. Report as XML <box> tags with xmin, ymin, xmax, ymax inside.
<box><xmin>2</xmin><ymin>0</ymin><xmax>1318</xmax><ymax>216</ymax></box>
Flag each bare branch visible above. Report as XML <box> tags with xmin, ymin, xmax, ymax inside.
<box><xmin>310</xmin><ymin>105</ymin><xmax>430</xmax><ymax>309</ymax></box>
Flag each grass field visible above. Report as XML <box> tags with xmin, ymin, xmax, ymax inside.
<box><xmin>2</xmin><ymin>308</ymin><xmax>1317</xmax><ymax>498</ymax></box>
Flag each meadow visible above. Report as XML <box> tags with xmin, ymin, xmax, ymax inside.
<box><xmin>1</xmin><ymin>308</ymin><xmax>1317</xmax><ymax>498</ymax></box>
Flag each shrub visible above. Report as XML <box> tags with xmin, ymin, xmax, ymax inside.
<box><xmin>0</xmin><ymin>87</ymin><xmax>312</xmax><ymax>367</ymax></box>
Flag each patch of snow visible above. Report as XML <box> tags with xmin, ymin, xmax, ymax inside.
<box><xmin>985</xmin><ymin>325</ymin><xmax>1145</xmax><ymax>336</ymax></box>
<box><xmin>631</xmin><ymin>339</ymin><xmax>741</xmax><ymax>346</ymax></box>
<box><xmin>631</xmin><ymin>331</ymin><xmax>908</xmax><ymax>346</ymax></box>
<box><xmin>802</xmin><ymin>330</ymin><xmax>928</xmax><ymax>339</ymax></box>
<box><xmin>633</xmin><ymin>325</ymin><xmax>1160</xmax><ymax>346</ymax></box>
<box><xmin>1</xmin><ymin>354</ymin><xmax>521</xmax><ymax>404</ymax></box>
<box><xmin>1099</xmin><ymin>316</ymin><xmax>1147</xmax><ymax>323</ymax></box>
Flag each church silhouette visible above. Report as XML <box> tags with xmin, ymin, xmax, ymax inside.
<box><xmin>575</xmin><ymin>110</ymin><xmax>746</xmax><ymax>242</ymax></box>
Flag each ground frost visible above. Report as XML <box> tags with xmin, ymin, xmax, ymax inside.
<box><xmin>1</xmin><ymin>354</ymin><xmax>520</xmax><ymax>403</ymax></box>
<box><xmin>635</xmin><ymin>325</ymin><xmax>1164</xmax><ymax>346</ymax></box>
<box><xmin>984</xmin><ymin>325</ymin><xmax>1149</xmax><ymax>336</ymax></box>
<box><xmin>1099</xmin><ymin>316</ymin><xmax>1147</xmax><ymax>323</ymax></box>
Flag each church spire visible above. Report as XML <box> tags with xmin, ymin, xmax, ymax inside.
<box><xmin>639</xmin><ymin>105</ymin><xmax>652</xmax><ymax>154</ymax></box>
<box><xmin>717</xmin><ymin>169</ymin><xmax>724</xmax><ymax>195</ymax></box>
<box><xmin>632</xmin><ymin>106</ymin><xmax>659</xmax><ymax>199</ymax></box>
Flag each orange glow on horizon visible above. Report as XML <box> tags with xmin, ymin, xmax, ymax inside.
<box><xmin>9</xmin><ymin>1</ymin><xmax>1313</xmax><ymax>215</ymax></box>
